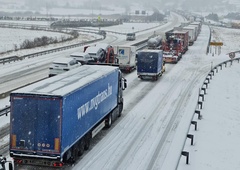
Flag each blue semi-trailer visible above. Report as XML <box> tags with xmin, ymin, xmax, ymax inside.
<box><xmin>137</xmin><ymin>49</ymin><xmax>165</xmax><ymax>81</ymax></box>
<box><xmin>9</xmin><ymin>65</ymin><xmax>127</xmax><ymax>167</ymax></box>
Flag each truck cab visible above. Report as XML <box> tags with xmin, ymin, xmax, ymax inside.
<box><xmin>163</xmin><ymin>51</ymin><xmax>178</xmax><ymax>64</ymax></box>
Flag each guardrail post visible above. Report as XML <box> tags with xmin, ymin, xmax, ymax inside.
<box><xmin>5</xmin><ymin>105</ymin><xmax>8</xmax><ymax>116</ymax></box>
<box><xmin>219</xmin><ymin>64</ymin><xmax>222</xmax><ymax>70</ymax></box>
<box><xmin>181</xmin><ymin>151</ymin><xmax>189</xmax><ymax>164</ymax></box>
<box><xmin>199</xmin><ymin>94</ymin><xmax>204</xmax><ymax>101</ymax></box>
<box><xmin>204</xmin><ymin>82</ymin><xmax>208</xmax><ymax>88</ymax></box>
<box><xmin>201</xmin><ymin>87</ymin><xmax>206</xmax><ymax>94</ymax></box>
<box><xmin>224</xmin><ymin>62</ymin><xmax>227</xmax><ymax>67</ymax></box>
<box><xmin>208</xmin><ymin>73</ymin><xmax>212</xmax><ymax>80</ymax></box>
<box><xmin>191</xmin><ymin>121</ymin><xmax>197</xmax><ymax>130</ymax></box>
<box><xmin>187</xmin><ymin>134</ymin><xmax>194</xmax><ymax>145</ymax></box>
<box><xmin>206</xmin><ymin>77</ymin><xmax>210</xmax><ymax>83</ymax></box>
<box><xmin>198</xmin><ymin>101</ymin><xmax>203</xmax><ymax>109</ymax></box>
<box><xmin>214</xmin><ymin>67</ymin><xmax>218</xmax><ymax>73</ymax></box>
<box><xmin>211</xmin><ymin>70</ymin><xmax>214</xmax><ymax>76</ymax></box>
<box><xmin>195</xmin><ymin>110</ymin><xmax>202</xmax><ymax>119</ymax></box>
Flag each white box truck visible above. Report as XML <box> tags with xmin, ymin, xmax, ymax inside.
<box><xmin>182</xmin><ymin>27</ymin><xmax>195</xmax><ymax>46</ymax></box>
<box><xmin>114</xmin><ymin>45</ymin><xmax>137</xmax><ymax>73</ymax></box>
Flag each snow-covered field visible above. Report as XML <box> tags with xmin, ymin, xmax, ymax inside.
<box><xmin>88</xmin><ymin>22</ymin><xmax>163</xmax><ymax>33</ymax></box>
<box><xmin>0</xmin><ymin>28</ymin><xmax>73</xmax><ymax>53</ymax></box>
<box><xmin>177</xmin><ymin>26</ymin><xmax>240</xmax><ymax>170</ymax></box>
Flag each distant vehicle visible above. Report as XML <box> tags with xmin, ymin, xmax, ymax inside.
<box><xmin>147</xmin><ymin>36</ymin><xmax>162</xmax><ymax>49</ymax></box>
<box><xmin>85</xmin><ymin>46</ymin><xmax>105</xmax><ymax>63</ymax></box>
<box><xmin>126</xmin><ymin>33</ymin><xmax>136</xmax><ymax>41</ymax></box>
<box><xmin>163</xmin><ymin>51</ymin><xmax>178</xmax><ymax>64</ymax></box>
<box><xmin>164</xmin><ymin>30</ymin><xmax>189</xmax><ymax>55</ymax></box>
<box><xmin>98</xmin><ymin>30</ymin><xmax>106</xmax><ymax>37</ymax></box>
<box><xmin>49</xmin><ymin>57</ymin><xmax>81</xmax><ymax>77</ymax></box>
<box><xmin>70</xmin><ymin>52</ymin><xmax>94</xmax><ymax>64</ymax></box>
<box><xmin>137</xmin><ymin>49</ymin><xmax>165</xmax><ymax>81</ymax></box>
<box><xmin>95</xmin><ymin>43</ymin><xmax>116</xmax><ymax>64</ymax></box>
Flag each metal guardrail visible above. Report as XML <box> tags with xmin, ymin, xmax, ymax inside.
<box><xmin>0</xmin><ymin>105</ymin><xmax>10</xmax><ymax>117</ymax></box>
<box><xmin>0</xmin><ymin>35</ymin><xmax>150</xmax><ymax>65</ymax></box>
<box><xmin>0</xmin><ymin>38</ymin><xmax>103</xmax><ymax>64</ymax></box>
<box><xmin>0</xmin><ymin>20</ymin><xmax>167</xmax><ymax>65</ymax></box>
<box><xmin>176</xmin><ymin>57</ymin><xmax>240</xmax><ymax>168</ymax></box>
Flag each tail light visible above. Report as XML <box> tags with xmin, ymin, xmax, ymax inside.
<box><xmin>15</xmin><ymin>159</ymin><xmax>23</xmax><ymax>164</ymax></box>
<box><xmin>53</xmin><ymin>162</ymin><xmax>63</xmax><ymax>167</ymax></box>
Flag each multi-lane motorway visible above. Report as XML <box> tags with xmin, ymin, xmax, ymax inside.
<box><xmin>0</xmin><ymin>12</ymin><xmax>209</xmax><ymax>170</ymax></box>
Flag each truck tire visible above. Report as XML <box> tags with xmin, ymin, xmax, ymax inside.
<box><xmin>72</xmin><ymin>144</ymin><xmax>79</xmax><ymax>162</ymax></box>
<box><xmin>119</xmin><ymin>103</ymin><xmax>123</xmax><ymax>117</ymax></box>
<box><xmin>153</xmin><ymin>76</ymin><xmax>158</xmax><ymax>81</ymax></box>
<box><xmin>84</xmin><ymin>134</ymin><xmax>91</xmax><ymax>150</ymax></box>
<box><xmin>63</xmin><ymin>149</ymin><xmax>72</xmax><ymax>163</ymax></box>
<box><xmin>78</xmin><ymin>139</ymin><xmax>85</xmax><ymax>156</ymax></box>
<box><xmin>105</xmin><ymin>113</ymin><xmax>112</xmax><ymax>128</ymax></box>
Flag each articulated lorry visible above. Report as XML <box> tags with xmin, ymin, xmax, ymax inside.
<box><xmin>114</xmin><ymin>45</ymin><xmax>137</xmax><ymax>73</ymax></box>
<box><xmin>137</xmin><ymin>49</ymin><xmax>165</xmax><ymax>81</ymax></box>
<box><xmin>9</xmin><ymin>65</ymin><xmax>127</xmax><ymax>168</ymax></box>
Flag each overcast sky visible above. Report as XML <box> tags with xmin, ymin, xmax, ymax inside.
<box><xmin>0</xmin><ymin>0</ymin><xmax>238</xmax><ymax>14</ymax></box>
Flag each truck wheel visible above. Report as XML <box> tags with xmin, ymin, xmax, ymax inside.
<box><xmin>153</xmin><ymin>76</ymin><xmax>158</xmax><ymax>81</ymax></box>
<box><xmin>72</xmin><ymin>145</ymin><xmax>79</xmax><ymax>162</ymax></box>
<box><xmin>84</xmin><ymin>135</ymin><xmax>91</xmax><ymax>150</ymax></box>
<box><xmin>78</xmin><ymin>139</ymin><xmax>85</xmax><ymax>156</ymax></box>
<box><xmin>105</xmin><ymin>113</ymin><xmax>112</xmax><ymax>128</ymax></box>
<box><xmin>118</xmin><ymin>103</ymin><xmax>123</xmax><ymax>117</ymax></box>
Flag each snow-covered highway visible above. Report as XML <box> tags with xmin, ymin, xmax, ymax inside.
<box><xmin>0</xmin><ymin>13</ymin><xmax>222</xmax><ymax>170</ymax></box>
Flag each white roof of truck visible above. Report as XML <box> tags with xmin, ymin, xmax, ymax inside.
<box><xmin>52</xmin><ymin>57</ymin><xmax>74</xmax><ymax>64</ymax></box>
<box><xmin>70</xmin><ymin>52</ymin><xmax>87</xmax><ymax>57</ymax></box>
<box><xmin>85</xmin><ymin>46</ymin><xmax>102</xmax><ymax>53</ymax></box>
<box><xmin>172</xmin><ymin>30</ymin><xmax>188</xmax><ymax>34</ymax></box>
<box><xmin>95</xmin><ymin>43</ymin><xmax>111</xmax><ymax>51</ymax></box>
<box><xmin>139</xmin><ymin>49</ymin><xmax>162</xmax><ymax>53</ymax></box>
<box><xmin>12</xmin><ymin>65</ymin><xmax>118</xmax><ymax>96</ymax></box>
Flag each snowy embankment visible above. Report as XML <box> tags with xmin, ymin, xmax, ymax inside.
<box><xmin>178</xmin><ymin>26</ymin><xmax>240</xmax><ymax>169</ymax></box>
<box><xmin>0</xmin><ymin>27</ymin><xmax>99</xmax><ymax>58</ymax></box>
<box><xmin>0</xmin><ymin>28</ymin><xmax>71</xmax><ymax>53</ymax></box>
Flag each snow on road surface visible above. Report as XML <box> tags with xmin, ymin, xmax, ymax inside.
<box><xmin>71</xmin><ymin>25</ymin><xmax>240</xmax><ymax>170</ymax></box>
<box><xmin>70</xmin><ymin>24</ymin><xmax>210</xmax><ymax>170</ymax></box>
